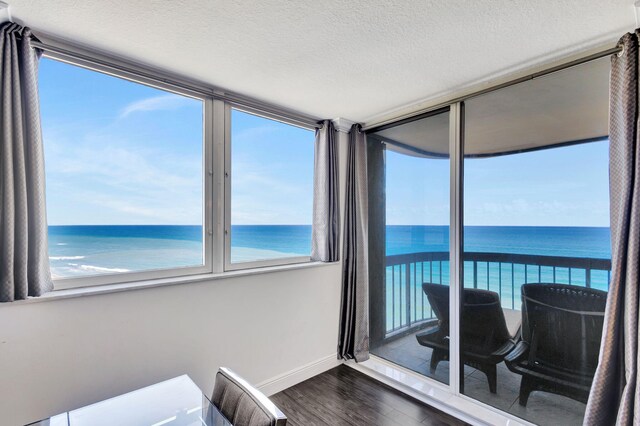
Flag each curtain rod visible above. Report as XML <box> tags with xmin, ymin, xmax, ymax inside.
<box><xmin>363</xmin><ymin>45</ymin><xmax>623</xmax><ymax>133</ymax></box>
<box><xmin>28</xmin><ymin>39</ymin><xmax>323</xmax><ymax>129</ymax></box>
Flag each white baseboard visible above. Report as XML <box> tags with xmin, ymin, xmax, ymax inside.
<box><xmin>256</xmin><ymin>353</ymin><xmax>342</xmax><ymax>396</ymax></box>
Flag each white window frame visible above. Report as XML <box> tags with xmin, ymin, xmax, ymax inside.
<box><xmin>223</xmin><ymin>104</ymin><xmax>315</xmax><ymax>271</ymax></box>
<box><xmin>41</xmin><ymin>53</ymin><xmax>214</xmax><ymax>290</ymax></box>
<box><xmin>39</xmin><ymin>43</ymin><xmax>321</xmax><ymax>290</ymax></box>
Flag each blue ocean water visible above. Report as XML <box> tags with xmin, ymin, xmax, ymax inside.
<box><xmin>48</xmin><ymin>225</ymin><xmax>204</xmax><ymax>277</ymax></box>
<box><xmin>382</xmin><ymin>225</ymin><xmax>611</xmax><ymax>330</ymax></box>
<box><xmin>387</xmin><ymin>225</ymin><xmax>611</xmax><ymax>258</ymax></box>
<box><xmin>48</xmin><ymin>225</ymin><xmax>314</xmax><ymax>277</ymax></box>
<box><xmin>48</xmin><ymin>225</ymin><xmax>611</xmax><ymax>279</ymax></box>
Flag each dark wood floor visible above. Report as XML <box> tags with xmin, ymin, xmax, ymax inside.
<box><xmin>271</xmin><ymin>365</ymin><xmax>467</xmax><ymax>426</ymax></box>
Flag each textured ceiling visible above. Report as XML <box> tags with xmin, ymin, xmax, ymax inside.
<box><xmin>8</xmin><ymin>0</ymin><xmax>636</xmax><ymax>123</ymax></box>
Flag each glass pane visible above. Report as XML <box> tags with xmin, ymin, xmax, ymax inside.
<box><xmin>368</xmin><ymin>110</ymin><xmax>450</xmax><ymax>385</ymax></box>
<box><xmin>230</xmin><ymin>109</ymin><xmax>314</xmax><ymax>263</ymax></box>
<box><xmin>461</xmin><ymin>58</ymin><xmax>610</xmax><ymax>425</ymax></box>
<box><xmin>40</xmin><ymin>58</ymin><xmax>204</xmax><ymax>279</ymax></box>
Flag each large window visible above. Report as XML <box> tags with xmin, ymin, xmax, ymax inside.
<box><xmin>227</xmin><ymin>108</ymin><xmax>315</xmax><ymax>267</ymax></box>
<box><xmin>40</xmin><ymin>58</ymin><xmax>208</xmax><ymax>285</ymax></box>
<box><xmin>38</xmin><ymin>54</ymin><xmax>319</xmax><ymax>287</ymax></box>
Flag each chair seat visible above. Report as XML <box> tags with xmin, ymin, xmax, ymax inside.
<box><xmin>505</xmin><ymin>342</ymin><xmax>595</xmax><ymax>388</ymax></box>
<box><xmin>416</xmin><ymin>325</ymin><xmax>516</xmax><ymax>364</ymax></box>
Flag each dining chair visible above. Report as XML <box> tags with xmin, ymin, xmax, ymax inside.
<box><xmin>211</xmin><ymin>367</ymin><xmax>287</xmax><ymax>426</ymax></box>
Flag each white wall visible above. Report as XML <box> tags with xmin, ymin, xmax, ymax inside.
<box><xmin>0</xmin><ymin>131</ymin><xmax>349</xmax><ymax>426</ymax></box>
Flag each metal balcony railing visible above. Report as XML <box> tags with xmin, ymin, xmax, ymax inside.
<box><xmin>384</xmin><ymin>251</ymin><xmax>611</xmax><ymax>336</ymax></box>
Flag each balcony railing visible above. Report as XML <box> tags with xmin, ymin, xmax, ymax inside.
<box><xmin>384</xmin><ymin>251</ymin><xmax>611</xmax><ymax>336</ymax></box>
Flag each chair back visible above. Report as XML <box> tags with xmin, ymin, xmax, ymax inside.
<box><xmin>211</xmin><ymin>367</ymin><xmax>287</xmax><ymax>426</ymax></box>
<box><xmin>422</xmin><ymin>283</ymin><xmax>512</xmax><ymax>350</ymax></box>
<box><xmin>422</xmin><ymin>283</ymin><xmax>450</xmax><ymax>329</ymax></box>
<box><xmin>520</xmin><ymin>283</ymin><xmax>607</xmax><ymax>376</ymax></box>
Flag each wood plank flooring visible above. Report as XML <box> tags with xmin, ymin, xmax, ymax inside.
<box><xmin>270</xmin><ymin>365</ymin><xmax>467</xmax><ymax>426</ymax></box>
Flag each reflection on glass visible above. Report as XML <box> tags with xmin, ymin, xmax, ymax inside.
<box><xmin>58</xmin><ymin>376</ymin><xmax>230</xmax><ymax>426</ymax></box>
<box><xmin>461</xmin><ymin>57</ymin><xmax>610</xmax><ymax>425</ymax></box>
<box><xmin>368</xmin><ymin>110</ymin><xmax>451</xmax><ymax>385</ymax></box>
<box><xmin>229</xmin><ymin>109</ymin><xmax>314</xmax><ymax>264</ymax></box>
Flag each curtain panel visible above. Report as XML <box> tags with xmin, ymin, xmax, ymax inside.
<box><xmin>0</xmin><ymin>22</ymin><xmax>53</xmax><ymax>302</ymax></box>
<box><xmin>311</xmin><ymin>120</ymin><xmax>339</xmax><ymax>262</ymax></box>
<box><xmin>338</xmin><ymin>124</ymin><xmax>369</xmax><ymax>362</ymax></box>
<box><xmin>584</xmin><ymin>30</ymin><xmax>640</xmax><ymax>425</ymax></box>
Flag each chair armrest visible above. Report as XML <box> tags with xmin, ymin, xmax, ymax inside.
<box><xmin>504</xmin><ymin>341</ymin><xmax>529</xmax><ymax>364</ymax></box>
<box><xmin>417</xmin><ymin>323</ymin><xmax>443</xmax><ymax>339</ymax></box>
<box><xmin>416</xmin><ymin>320</ymin><xmax>447</xmax><ymax>347</ymax></box>
<box><xmin>491</xmin><ymin>339</ymin><xmax>517</xmax><ymax>358</ymax></box>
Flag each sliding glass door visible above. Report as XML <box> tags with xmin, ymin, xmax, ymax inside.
<box><xmin>367</xmin><ymin>55</ymin><xmax>611</xmax><ymax>426</ymax></box>
<box><xmin>368</xmin><ymin>109</ymin><xmax>451</xmax><ymax>385</ymax></box>
<box><xmin>460</xmin><ymin>57</ymin><xmax>611</xmax><ymax>425</ymax></box>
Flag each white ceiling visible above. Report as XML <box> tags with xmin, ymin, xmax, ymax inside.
<box><xmin>9</xmin><ymin>0</ymin><xmax>636</xmax><ymax>123</ymax></box>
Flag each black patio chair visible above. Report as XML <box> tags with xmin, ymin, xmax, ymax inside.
<box><xmin>504</xmin><ymin>283</ymin><xmax>607</xmax><ymax>406</ymax></box>
<box><xmin>415</xmin><ymin>283</ymin><xmax>517</xmax><ymax>393</ymax></box>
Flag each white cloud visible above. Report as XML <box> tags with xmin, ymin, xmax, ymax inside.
<box><xmin>44</xmin><ymin>136</ymin><xmax>203</xmax><ymax>225</ymax></box>
<box><xmin>119</xmin><ymin>94</ymin><xmax>193</xmax><ymax>118</ymax></box>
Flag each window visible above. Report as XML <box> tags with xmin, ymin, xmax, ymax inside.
<box><xmin>226</xmin><ymin>108</ymin><xmax>315</xmax><ymax>267</ymax></box>
<box><xmin>38</xmin><ymin>50</ymin><xmax>320</xmax><ymax>288</ymax></box>
<box><xmin>39</xmin><ymin>57</ymin><xmax>209</xmax><ymax>285</ymax></box>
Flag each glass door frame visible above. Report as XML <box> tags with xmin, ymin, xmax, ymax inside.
<box><xmin>359</xmin><ymin>46</ymin><xmax>617</xmax><ymax>425</ymax></box>
<box><xmin>448</xmin><ymin>101</ymin><xmax>463</xmax><ymax>397</ymax></box>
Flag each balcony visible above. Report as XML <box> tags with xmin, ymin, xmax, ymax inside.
<box><xmin>370</xmin><ymin>251</ymin><xmax>611</xmax><ymax>426</ymax></box>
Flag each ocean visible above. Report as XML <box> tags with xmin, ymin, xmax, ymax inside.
<box><xmin>48</xmin><ymin>225</ymin><xmax>611</xmax><ymax>280</ymax></box>
<box><xmin>381</xmin><ymin>225</ymin><xmax>611</xmax><ymax>329</ymax></box>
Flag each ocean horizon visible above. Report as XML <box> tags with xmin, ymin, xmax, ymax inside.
<box><xmin>48</xmin><ymin>224</ymin><xmax>611</xmax><ymax>279</ymax></box>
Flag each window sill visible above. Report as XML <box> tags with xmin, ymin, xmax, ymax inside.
<box><xmin>1</xmin><ymin>260</ymin><xmax>339</xmax><ymax>307</ymax></box>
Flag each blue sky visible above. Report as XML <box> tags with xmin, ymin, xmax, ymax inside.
<box><xmin>40</xmin><ymin>57</ymin><xmax>609</xmax><ymax>228</ymax></box>
<box><xmin>39</xmin><ymin>58</ymin><xmax>314</xmax><ymax>226</ymax></box>
<box><xmin>231</xmin><ymin>110</ymin><xmax>314</xmax><ymax>225</ymax></box>
<box><xmin>387</xmin><ymin>140</ymin><xmax>610</xmax><ymax>227</ymax></box>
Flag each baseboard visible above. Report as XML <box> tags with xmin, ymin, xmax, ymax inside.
<box><xmin>256</xmin><ymin>353</ymin><xmax>342</xmax><ymax>396</ymax></box>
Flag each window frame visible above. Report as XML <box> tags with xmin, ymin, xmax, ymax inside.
<box><xmin>43</xmin><ymin>52</ymin><xmax>214</xmax><ymax>290</ymax></box>
<box><xmin>362</xmin><ymin>55</ymin><xmax>613</xmax><ymax>426</ymax></box>
<box><xmin>223</xmin><ymin>104</ymin><xmax>316</xmax><ymax>271</ymax></box>
<box><xmin>39</xmin><ymin>47</ymin><xmax>319</xmax><ymax>290</ymax></box>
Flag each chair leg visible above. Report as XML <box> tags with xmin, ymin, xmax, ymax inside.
<box><xmin>486</xmin><ymin>364</ymin><xmax>497</xmax><ymax>394</ymax></box>
<box><xmin>430</xmin><ymin>349</ymin><xmax>444</xmax><ymax>374</ymax></box>
<box><xmin>476</xmin><ymin>363</ymin><xmax>498</xmax><ymax>394</ymax></box>
<box><xmin>518</xmin><ymin>376</ymin><xmax>534</xmax><ymax>407</ymax></box>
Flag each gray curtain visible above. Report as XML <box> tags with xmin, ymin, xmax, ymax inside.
<box><xmin>338</xmin><ymin>124</ymin><xmax>369</xmax><ymax>361</ymax></box>
<box><xmin>584</xmin><ymin>31</ymin><xmax>640</xmax><ymax>425</ymax></box>
<box><xmin>0</xmin><ymin>22</ymin><xmax>53</xmax><ymax>302</ymax></box>
<box><xmin>311</xmin><ymin>120</ymin><xmax>339</xmax><ymax>262</ymax></box>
